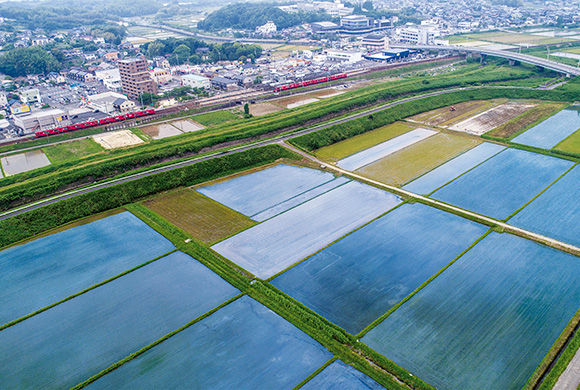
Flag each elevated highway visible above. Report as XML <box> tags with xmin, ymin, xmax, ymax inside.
<box><xmin>391</xmin><ymin>44</ymin><xmax>580</xmax><ymax>77</ymax></box>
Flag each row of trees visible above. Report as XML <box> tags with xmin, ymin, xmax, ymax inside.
<box><xmin>142</xmin><ymin>38</ymin><xmax>263</xmax><ymax>64</ymax></box>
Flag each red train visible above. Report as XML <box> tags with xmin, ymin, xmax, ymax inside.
<box><xmin>34</xmin><ymin>109</ymin><xmax>156</xmax><ymax>138</ymax></box>
<box><xmin>273</xmin><ymin>73</ymin><xmax>347</xmax><ymax>92</ymax></box>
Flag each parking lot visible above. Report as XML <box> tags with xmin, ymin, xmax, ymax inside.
<box><xmin>35</xmin><ymin>80</ymin><xmax>109</xmax><ymax>111</ymax></box>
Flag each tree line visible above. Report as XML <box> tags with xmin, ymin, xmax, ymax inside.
<box><xmin>142</xmin><ymin>37</ymin><xmax>263</xmax><ymax>64</ymax></box>
<box><xmin>197</xmin><ymin>3</ymin><xmax>330</xmax><ymax>31</ymax></box>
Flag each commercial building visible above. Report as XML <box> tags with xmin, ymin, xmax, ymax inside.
<box><xmin>181</xmin><ymin>74</ymin><xmax>211</xmax><ymax>89</ymax></box>
<box><xmin>118</xmin><ymin>57</ymin><xmax>158</xmax><ymax>100</ymax></box>
<box><xmin>340</xmin><ymin>15</ymin><xmax>372</xmax><ymax>30</ymax></box>
<box><xmin>311</xmin><ymin>21</ymin><xmax>339</xmax><ymax>33</ymax></box>
<box><xmin>361</xmin><ymin>34</ymin><xmax>389</xmax><ymax>52</ymax></box>
<box><xmin>14</xmin><ymin>109</ymin><xmax>71</xmax><ymax>133</ymax></box>
<box><xmin>325</xmin><ymin>50</ymin><xmax>363</xmax><ymax>63</ymax></box>
<box><xmin>398</xmin><ymin>25</ymin><xmax>440</xmax><ymax>45</ymax></box>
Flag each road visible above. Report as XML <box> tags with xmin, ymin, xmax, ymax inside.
<box><xmin>554</xmin><ymin>348</ymin><xmax>580</xmax><ymax>390</ymax></box>
<box><xmin>0</xmin><ymin>85</ymin><xmax>481</xmax><ymax>221</ymax></box>
<box><xmin>281</xmin><ymin>142</ymin><xmax>580</xmax><ymax>258</ymax></box>
<box><xmin>393</xmin><ymin>44</ymin><xmax>580</xmax><ymax>77</ymax></box>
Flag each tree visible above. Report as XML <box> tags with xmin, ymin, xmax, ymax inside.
<box><xmin>0</xmin><ymin>47</ymin><xmax>61</xmax><ymax>77</ymax></box>
<box><xmin>148</xmin><ymin>42</ymin><xmax>165</xmax><ymax>57</ymax></box>
<box><xmin>173</xmin><ymin>44</ymin><xmax>191</xmax><ymax>64</ymax></box>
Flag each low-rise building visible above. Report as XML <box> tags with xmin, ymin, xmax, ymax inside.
<box><xmin>325</xmin><ymin>49</ymin><xmax>363</xmax><ymax>63</ymax></box>
<box><xmin>95</xmin><ymin>68</ymin><xmax>122</xmax><ymax>91</ymax></box>
<box><xmin>311</xmin><ymin>21</ymin><xmax>339</xmax><ymax>33</ymax></box>
<box><xmin>21</xmin><ymin>89</ymin><xmax>42</xmax><ymax>104</ymax></box>
<box><xmin>181</xmin><ymin>74</ymin><xmax>211</xmax><ymax>89</ymax></box>
<box><xmin>14</xmin><ymin>109</ymin><xmax>71</xmax><ymax>133</ymax></box>
<box><xmin>340</xmin><ymin>15</ymin><xmax>372</xmax><ymax>30</ymax></box>
<box><xmin>361</xmin><ymin>34</ymin><xmax>389</xmax><ymax>51</ymax></box>
<box><xmin>68</xmin><ymin>68</ymin><xmax>96</xmax><ymax>82</ymax></box>
<box><xmin>87</xmin><ymin>91</ymin><xmax>134</xmax><ymax>114</ymax></box>
<box><xmin>210</xmin><ymin>76</ymin><xmax>238</xmax><ymax>91</ymax></box>
<box><xmin>150</xmin><ymin>68</ymin><xmax>172</xmax><ymax>85</ymax></box>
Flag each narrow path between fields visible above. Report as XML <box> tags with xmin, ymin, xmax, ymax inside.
<box><xmin>279</xmin><ymin>141</ymin><xmax>580</xmax><ymax>258</ymax></box>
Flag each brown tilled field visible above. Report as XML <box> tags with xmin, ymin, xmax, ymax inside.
<box><xmin>250</xmin><ymin>103</ymin><xmax>284</xmax><ymax>117</ymax></box>
<box><xmin>448</xmin><ymin>102</ymin><xmax>537</xmax><ymax>135</ymax></box>
<box><xmin>410</xmin><ymin>100</ymin><xmax>502</xmax><ymax>127</ymax></box>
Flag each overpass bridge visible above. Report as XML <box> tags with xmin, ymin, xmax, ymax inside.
<box><xmin>391</xmin><ymin>44</ymin><xmax>580</xmax><ymax>77</ymax></box>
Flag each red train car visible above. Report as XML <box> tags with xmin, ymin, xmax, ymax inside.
<box><xmin>35</xmin><ymin>109</ymin><xmax>156</xmax><ymax>138</ymax></box>
<box><xmin>273</xmin><ymin>73</ymin><xmax>347</xmax><ymax>93</ymax></box>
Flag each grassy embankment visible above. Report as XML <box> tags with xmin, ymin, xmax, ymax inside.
<box><xmin>0</xmin><ymin>63</ymin><xmax>540</xmax><ymax>212</ymax></box>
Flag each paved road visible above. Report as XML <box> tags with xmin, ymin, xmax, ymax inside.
<box><xmin>553</xmin><ymin>345</ymin><xmax>580</xmax><ymax>389</ymax></box>
<box><xmin>393</xmin><ymin>44</ymin><xmax>580</xmax><ymax>76</ymax></box>
<box><xmin>0</xmin><ymin>85</ymin><xmax>480</xmax><ymax>221</ymax></box>
<box><xmin>281</xmin><ymin>142</ymin><xmax>580</xmax><ymax>258</ymax></box>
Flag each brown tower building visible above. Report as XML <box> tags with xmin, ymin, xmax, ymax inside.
<box><xmin>118</xmin><ymin>58</ymin><xmax>157</xmax><ymax>100</ymax></box>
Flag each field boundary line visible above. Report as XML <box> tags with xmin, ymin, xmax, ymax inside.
<box><xmin>280</xmin><ymin>141</ymin><xmax>580</xmax><ymax>258</ymax></box>
<box><xmin>70</xmin><ymin>293</ymin><xmax>245</xmax><ymax>390</ymax></box>
<box><xmin>356</xmin><ymin>229</ymin><xmax>493</xmax><ymax>338</ymax></box>
<box><xmin>293</xmin><ymin>357</ymin><xmax>338</xmax><ymax>390</ymax></box>
<box><xmin>0</xmin><ymin>248</ymin><xmax>178</xmax><ymax>332</ymax></box>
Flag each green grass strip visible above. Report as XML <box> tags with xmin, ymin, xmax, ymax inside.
<box><xmin>70</xmin><ymin>293</ymin><xmax>245</xmax><ymax>390</ymax></box>
<box><xmin>293</xmin><ymin>357</ymin><xmax>337</xmax><ymax>389</ymax></box>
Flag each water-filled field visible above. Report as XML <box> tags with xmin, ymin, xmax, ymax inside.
<box><xmin>403</xmin><ymin>142</ymin><xmax>505</xmax><ymax>195</ymax></box>
<box><xmin>273</xmin><ymin>204</ymin><xmax>487</xmax><ymax>334</ymax></box>
<box><xmin>301</xmin><ymin>360</ymin><xmax>385</xmax><ymax>390</ymax></box>
<box><xmin>337</xmin><ymin>128</ymin><xmax>436</xmax><ymax>171</ymax></box>
<box><xmin>1</xmin><ymin>149</ymin><xmax>51</xmax><ymax>176</ymax></box>
<box><xmin>356</xmin><ymin>133</ymin><xmax>479</xmax><ymax>186</ymax></box>
<box><xmin>363</xmin><ymin>233</ymin><xmax>580</xmax><ymax>390</ymax></box>
<box><xmin>197</xmin><ymin>164</ymin><xmax>335</xmax><ymax>217</ymax></box>
<box><xmin>0</xmin><ymin>252</ymin><xmax>239</xmax><ymax>389</ymax></box>
<box><xmin>431</xmin><ymin>148</ymin><xmax>573</xmax><ymax>219</ymax></box>
<box><xmin>511</xmin><ymin>108</ymin><xmax>580</xmax><ymax>149</ymax></box>
<box><xmin>88</xmin><ymin>296</ymin><xmax>332</xmax><ymax>390</ymax></box>
<box><xmin>510</xmin><ymin>165</ymin><xmax>580</xmax><ymax>246</ymax></box>
<box><xmin>0</xmin><ymin>212</ymin><xmax>175</xmax><ymax>325</ymax></box>
<box><xmin>253</xmin><ymin>177</ymin><xmax>350</xmax><ymax>222</ymax></box>
<box><xmin>212</xmin><ymin>181</ymin><xmax>401</xmax><ymax>279</ymax></box>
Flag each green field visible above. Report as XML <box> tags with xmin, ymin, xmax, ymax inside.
<box><xmin>554</xmin><ymin>129</ymin><xmax>580</xmax><ymax>154</ymax></box>
<box><xmin>357</xmin><ymin>133</ymin><xmax>480</xmax><ymax>186</ymax></box>
<box><xmin>142</xmin><ymin>188</ymin><xmax>255</xmax><ymax>244</ymax></box>
<box><xmin>43</xmin><ymin>139</ymin><xmax>104</xmax><ymax>163</ymax></box>
<box><xmin>487</xmin><ymin>102</ymin><xmax>566</xmax><ymax>140</ymax></box>
<box><xmin>314</xmin><ymin>122</ymin><xmax>414</xmax><ymax>161</ymax></box>
<box><xmin>191</xmin><ymin>110</ymin><xmax>240</xmax><ymax>127</ymax></box>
